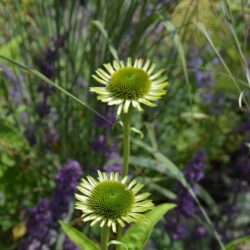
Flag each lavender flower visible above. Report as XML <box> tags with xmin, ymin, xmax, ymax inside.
<box><xmin>19</xmin><ymin>160</ymin><xmax>82</xmax><ymax>249</ymax></box>
<box><xmin>50</xmin><ymin>160</ymin><xmax>82</xmax><ymax>221</ymax></box>
<box><xmin>0</xmin><ymin>64</ymin><xmax>24</xmax><ymax>106</ymax></box>
<box><xmin>165</xmin><ymin>218</ymin><xmax>188</xmax><ymax>240</ymax></box>
<box><xmin>104</xmin><ymin>163</ymin><xmax>122</xmax><ymax>174</ymax></box>
<box><xmin>94</xmin><ymin>107</ymin><xmax>116</xmax><ymax>130</ymax></box>
<box><xmin>166</xmin><ymin>150</ymin><xmax>206</xmax><ymax>240</ymax></box>
<box><xmin>91</xmin><ymin>135</ymin><xmax>106</xmax><ymax>153</ymax></box>
<box><xmin>64</xmin><ymin>237</ymin><xmax>80</xmax><ymax>250</ymax></box>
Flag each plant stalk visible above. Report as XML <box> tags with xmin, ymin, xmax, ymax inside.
<box><xmin>101</xmin><ymin>225</ymin><xmax>110</xmax><ymax>250</ymax></box>
<box><xmin>122</xmin><ymin>110</ymin><xmax>131</xmax><ymax>177</ymax></box>
<box><xmin>116</xmin><ymin>109</ymin><xmax>131</xmax><ymax>250</ymax></box>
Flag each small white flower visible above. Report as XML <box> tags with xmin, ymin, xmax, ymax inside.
<box><xmin>90</xmin><ymin>58</ymin><xmax>168</xmax><ymax>116</ymax></box>
<box><xmin>75</xmin><ymin>171</ymin><xmax>154</xmax><ymax>233</ymax></box>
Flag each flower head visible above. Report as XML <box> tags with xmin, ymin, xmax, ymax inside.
<box><xmin>90</xmin><ymin>58</ymin><xmax>168</xmax><ymax>116</ymax></box>
<box><xmin>75</xmin><ymin>171</ymin><xmax>153</xmax><ymax>233</ymax></box>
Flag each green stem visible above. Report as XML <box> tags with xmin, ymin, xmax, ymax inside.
<box><xmin>122</xmin><ymin>110</ymin><xmax>131</xmax><ymax>177</ymax></box>
<box><xmin>101</xmin><ymin>225</ymin><xmax>110</xmax><ymax>250</ymax></box>
<box><xmin>116</xmin><ymin>109</ymin><xmax>131</xmax><ymax>250</ymax></box>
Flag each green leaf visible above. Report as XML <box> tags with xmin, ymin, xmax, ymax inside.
<box><xmin>0</xmin><ymin>119</ymin><xmax>28</xmax><ymax>150</ymax></box>
<box><xmin>130</xmin><ymin>139</ymin><xmax>187</xmax><ymax>187</ymax></box>
<box><xmin>159</xmin><ymin>16</ymin><xmax>191</xmax><ymax>102</ymax></box>
<box><xmin>92</xmin><ymin>20</ymin><xmax>119</xmax><ymax>60</ymax></box>
<box><xmin>0</xmin><ymin>36</ymin><xmax>22</xmax><ymax>59</ymax></box>
<box><xmin>121</xmin><ymin>203</ymin><xmax>175</xmax><ymax>250</ymax></box>
<box><xmin>0</xmin><ymin>55</ymin><xmax>109</xmax><ymax>123</ymax></box>
<box><xmin>225</xmin><ymin>235</ymin><xmax>250</xmax><ymax>250</ymax></box>
<box><xmin>59</xmin><ymin>221</ymin><xmax>99</xmax><ymax>250</ymax></box>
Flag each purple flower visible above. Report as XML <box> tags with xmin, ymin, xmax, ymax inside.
<box><xmin>37</xmin><ymin>84</ymin><xmax>54</xmax><ymax>97</ymax></box>
<box><xmin>94</xmin><ymin>107</ymin><xmax>116</xmax><ymax>130</ymax></box>
<box><xmin>104</xmin><ymin>163</ymin><xmax>122</xmax><ymax>174</ymax></box>
<box><xmin>39</xmin><ymin>63</ymin><xmax>55</xmax><ymax>78</ymax></box>
<box><xmin>165</xmin><ymin>151</ymin><xmax>206</xmax><ymax>240</ymax></box>
<box><xmin>193</xmin><ymin>226</ymin><xmax>207</xmax><ymax>240</ymax></box>
<box><xmin>165</xmin><ymin>218</ymin><xmax>188</xmax><ymax>240</ymax></box>
<box><xmin>50</xmin><ymin>160</ymin><xmax>82</xmax><ymax>221</ymax></box>
<box><xmin>184</xmin><ymin>150</ymin><xmax>206</xmax><ymax>183</ymax></box>
<box><xmin>0</xmin><ymin>64</ymin><xmax>24</xmax><ymax>106</ymax></box>
<box><xmin>19</xmin><ymin>160</ymin><xmax>82</xmax><ymax>249</ymax></box>
<box><xmin>195</xmin><ymin>71</ymin><xmax>214</xmax><ymax>88</ymax></box>
<box><xmin>64</xmin><ymin>237</ymin><xmax>80</xmax><ymax>250</ymax></box>
<box><xmin>91</xmin><ymin>135</ymin><xmax>106</xmax><ymax>153</ymax></box>
<box><xmin>35</xmin><ymin>102</ymin><xmax>51</xmax><ymax>117</ymax></box>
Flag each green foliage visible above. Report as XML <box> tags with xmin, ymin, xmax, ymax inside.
<box><xmin>226</xmin><ymin>235</ymin><xmax>250</xmax><ymax>250</ymax></box>
<box><xmin>121</xmin><ymin>203</ymin><xmax>175</xmax><ymax>250</ymax></box>
<box><xmin>60</xmin><ymin>221</ymin><xmax>99</xmax><ymax>250</ymax></box>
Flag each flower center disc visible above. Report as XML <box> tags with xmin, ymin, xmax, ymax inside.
<box><xmin>108</xmin><ymin>67</ymin><xmax>151</xmax><ymax>100</ymax></box>
<box><xmin>88</xmin><ymin>181</ymin><xmax>134</xmax><ymax>219</ymax></box>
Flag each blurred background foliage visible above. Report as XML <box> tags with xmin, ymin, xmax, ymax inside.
<box><xmin>0</xmin><ymin>0</ymin><xmax>250</xmax><ymax>249</ymax></box>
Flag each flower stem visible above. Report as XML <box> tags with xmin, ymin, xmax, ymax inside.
<box><xmin>122</xmin><ymin>110</ymin><xmax>131</xmax><ymax>177</ymax></box>
<box><xmin>116</xmin><ymin>110</ymin><xmax>131</xmax><ymax>250</ymax></box>
<box><xmin>101</xmin><ymin>225</ymin><xmax>110</xmax><ymax>250</ymax></box>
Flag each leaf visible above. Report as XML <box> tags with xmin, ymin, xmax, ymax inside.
<box><xmin>130</xmin><ymin>140</ymin><xmax>226</xmax><ymax>250</ymax></box>
<box><xmin>0</xmin><ymin>36</ymin><xmax>22</xmax><ymax>59</ymax></box>
<box><xmin>225</xmin><ymin>235</ymin><xmax>250</xmax><ymax>250</ymax></box>
<box><xmin>130</xmin><ymin>139</ymin><xmax>187</xmax><ymax>187</ymax></box>
<box><xmin>121</xmin><ymin>203</ymin><xmax>175</xmax><ymax>250</ymax></box>
<box><xmin>59</xmin><ymin>221</ymin><xmax>99</xmax><ymax>250</ymax></box>
<box><xmin>0</xmin><ymin>119</ymin><xmax>28</xmax><ymax>151</ymax></box>
<box><xmin>0</xmin><ymin>55</ymin><xmax>109</xmax><ymax>123</ymax></box>
<box><xmin>92</xmin><ymin>20</ymin><xmax>119</xmax><ymax>60</ymax></box>
<box><xmin>160</xmin><ymin>17</ymin><xmax>191</xmax><ymax>99</ymax></box>
<box><xmin>108</xmin><ymin>240</ymin><xmax>128</xmax><ymax>250</ymax></box>
<box><xmin>195</xmin><ymin>22</ymin><xmax>241</xmax><ymax>93</ymax></box>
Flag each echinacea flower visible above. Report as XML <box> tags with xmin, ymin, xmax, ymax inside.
<box><xmin>75</xmin><ymin>171</ymin><xmax>153</xmax><ymax>233</ymax></box>
<box><xmin>90</xmin><ymin>58</ymin><xmax>168</xmax><ymax>116</ymax></box>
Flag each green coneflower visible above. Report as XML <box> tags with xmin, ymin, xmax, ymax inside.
<box><xmin>90</xmin><ymin>58</ymin><xmax>168</xmax><ymax>116</ymax></box>
<box><xmin>75</xmin><ymin>171</ymin><xmax>154</xmax><ymax>233</ymax></box>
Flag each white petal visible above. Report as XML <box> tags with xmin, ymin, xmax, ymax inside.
<box><xmin>131</xmin><ymin>183</ymin><xmax>144</xmax><ymax>194</ymax></box>
<box><xmin>153</xmin><ymin>76</ymin><xmax>168</xmax><ymax>84</ymax></box>
<box><xmin>143</xmin><ymin>59</ymin><xmax>150</xmax><ymax>71</ymax></box>
<box><xmin>75</xmin><ymin>194</ymin><xmax>88</xmax><ymax>202</ymax></box>
<box><xmin>97</xmin><ymin>69</ymin><xmax>110</xmax><ymax>80</ymax></box>
<box><xmin>144</xmin><ymin>95</ymin><xmax>161</xmax><ymax>101</ymax></box>
<box><xmin>128</xmin><ymin>179</ymin><xmax>137</xmax><ymax>190</ymax></box>
<box><xmin>133</xmin><ymin>59</ymin><xmax>138</xmax><ymax>68</ymax></box>
<box><xmin>138</xmin><ymin>98</ymin><xmax>157</xmax><ymax>107</ymax></box>
<box><xmin>120</xmin><ymin>60</ymin><xmax>125</xmax><ymax>68</ymax></box>
<box><xmin>107</xmin><ymin>219</ymin><xmax>113</xmax><ymax>227</ymax></box>
<box><xmin>104</xmin><ymin>63</ymin><xmax>115</xmax><ymax>74</ymax></box>
<box><xmin>147</xmin><ymin>63</ymin><xmax>156</xmax><ymax>74</ymax></box>
<box><xmin>112</xmin><ymin>222</ymin><xmax>117</xmax><ymax>233</ymax></box>
<box><xmin>137</xmin><ymin>59</ymin><xmax>143</xmax><ymax>68</ymax></box>
<box><xmin>100</xmin><ymin>219</ymin><xmax>107</xmax><ymax>227</ymax></box>
<box><xmin>117</xmin><ymin>218</ymin><xmax>125</xmax><ymax>227</ymax></box>
<box><xmin>121</xmin><ymin>176</ymin><xmax>128</xmax><ymax>184</ymax></box>
<box><xmin>108</xmin><ymin>99</ymin><xmax>123</xmax><ymax>105</ymax></box>
<box><xmin>123</xmin><ymin>99</ymin><xmax>131</xmax><ymax>113</ymax></box>
<box><xmin>117</xmin><ymin>103</ymin><xmax>123</xmax><ymax>116</ymax></box>
<box><xmin>98</xmin><ymin>170</ymin><xmax>104</xmax><ymax>181</ymax></box>
<box><xmin>92</xmin><ymin>75</ymin><xmax>108</xmax><ymax>85</ymax></box>
<box><xmin>113</xmin><ymin>60</ymin><xmax>120</xmax><ymax>70</ymax></box>
<box><xmin>135</xmin><ymin>192</ymin><xmax>150</xmax><ymax>202</ymax></box>
<box><xmin>126</xmin><ymin>58</ymin><xmax>132</xmax><ymax>67</ymax></box>
<box><xmin>132</xmin><ymin>100</ymin><xmax>143</xmax><ymax>112</ymax></box>
<box><xmin>150</xmin><ymin>69</ymin><xmax>164</xmax><ymax>80</ymax></box>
